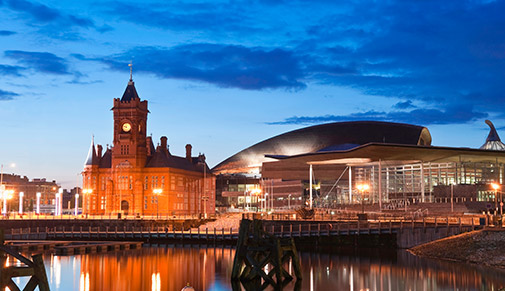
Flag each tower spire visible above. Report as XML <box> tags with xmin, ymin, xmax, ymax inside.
<box><xmin>128</xmin><ymin>61</ymin><xmax>133</xmax><ymax>83</ymax></box>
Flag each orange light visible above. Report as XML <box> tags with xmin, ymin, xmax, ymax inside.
<box><xmin>356</xmin><ymin>184</ymin><xmax>369</xmax><ymax>191</ymax></box>
<box><xmin>491</xmin><ymin>183</ymin><xmax>500</xmax><ymax>191</ymax></box>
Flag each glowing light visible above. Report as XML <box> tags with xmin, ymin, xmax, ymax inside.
<box><xmin>151</xmin><ymin>272</ymin><xmax>161</xmax><ymax>291</ymax></box>
<box><xmin>356</xmin><ymin>184</ymin><xmax>369</xmax><ymax>191</ymax></box>
<box><xmin>491</xmin><ymin>183</ymin><xmax>500</xmax><ymax>190</ymax></box>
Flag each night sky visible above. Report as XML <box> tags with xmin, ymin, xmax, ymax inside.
<box><xmin>1</xmin><ymin>0</ymin><xmax>504</xmax><ymax>188</ymax></box>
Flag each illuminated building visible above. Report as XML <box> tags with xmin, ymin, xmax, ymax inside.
<box><xmin>82</xmin><ymin>75</ymin><xmax>215</xmax><ymax>216</ymax></box>
<box><xmin>0</xmin><ymin>174</ymin><xmax>59</xmax><ymax>212</ymax></box>
<box><xmin>213</xmin><ymin>120</ymin><xmax>505</xmax><ymax>209</ymax></box>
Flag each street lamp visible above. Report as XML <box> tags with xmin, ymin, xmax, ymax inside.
<box><xmin>153</xmin><ymin>188</ymin><xmax>162</xmax><ymax>219</ymax></box>
<box><xmin>19</xmin><ymin>192</ymin><xmax>24</xmax><ymax>215</ymax></box>
<box><xmin>55</xmin><ymin>192</ymin><xmax>60</xmax><ymax>216</ymax></box>
<box><xmin>450</xmin><ymin>183</ymin><xmax>455</xmax><ymax>212</ymax></box>
<box><xmin>36</xmin><ymin>192</ymin><xmax>41</xmax><ymax>214</ymax></box>
<box><xmin>250</xmin><ymin>187</ymin><xmax>261</xmax><ymax>212</ymax></box>
<box><xmin>288</xmin><ymin>194</ymin><xmax>292</xmax><ymax>209</ymax></box>
<box><xmin>1</xmin><ymin>190</ymin><xmax>13</xmax><ymax>215</ymax></box>
<box><xmin>74</xmin><ymin>193</ymin><xmax>79</xmax><ymax>216</ymax></box>
<box><xmin>491</xmin><ymin>183</ymin><xmax>501</xmax><ymax>215</ymax></box>
<box><xmin>356</xmin><ymin>184</ymin><xmax>369</xmax><ymax>213</ymax></box>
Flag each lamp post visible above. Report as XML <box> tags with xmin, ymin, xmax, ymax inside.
<box><xmin>2</xmin><ymin>190</ymin><xmax>13</xmax><ymax>215</ymax></box>
<box><xmin>491</xmin><ymin>183</ymin><xmax>501</xmax><ymax>215</ymax></box>
<box><xmin>356</xmin><ymin>184</ymin><xmax>369</xmax><ymax>213</ymax></box>
<box><xmin>288</xmin><ymin>194</ymin><xmax>292</xmax><ymax>209</ymax></box>
<box><xmin>19</xmin><ymin>192</ymin><xmax>24</xmax><ymax>215</ymax></box>
<box><xmin>74</xmin><ymin>193</ymin><xmax>79</xmax><ymax>216</ymax></box>
<box><xmin>36</xmin><ymin>192</ymin><xmax>41</xmax><ymax>214</ymax></box>
<box><xmin>55</xmin><ymin>192</ymin><xmax>60</xmax><ymax>216</ymax></box>
<box><xmin>153</xmin><ymin>188</ymin><xmax>162</xmax><ymax>219</ymax></box>
<box><xmin>450</xmin><ymin>183</ymin><xmax>454</xmax><ymax>212</ymax></box>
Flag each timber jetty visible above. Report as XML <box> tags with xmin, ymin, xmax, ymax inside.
<box><xmin>1</xmin><ymin>213</ymin><xmax>487</xmax><ymax>248</ymax></box>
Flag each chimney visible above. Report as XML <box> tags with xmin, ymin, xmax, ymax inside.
<box><xmin>96</xmin><ymin>144</ymin><xmax>103</xmax><ymax>158</ymax></box>
<box><xmin>160</xmin><ymin>136</ymin><xmax>168</xmax><ymax>152</ymax></box>
<box><xmin>185</xmin><ymin>144</ymin><xmax>192</xmax><ymax>161</ymax></box>
<box><xmin>146</xmin><ymin>136</ymin><xmax>153</xmax><ymax>155</ymax></box>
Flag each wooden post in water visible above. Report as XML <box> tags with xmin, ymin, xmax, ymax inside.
<box><xmin>0</xmin><ymin>229</ymin><xmax>50</xmax><ymax>291</ymax></box>
<box><xmin>231</xmin><ymin>219</ymin><xmax>302</xmax><ymax>289</ymax></box>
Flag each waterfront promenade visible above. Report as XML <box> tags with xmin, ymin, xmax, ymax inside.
<box><xmin>2</xmin><ymin>213</ymin><xmax>486</xmax><ymax>248</ymax></box>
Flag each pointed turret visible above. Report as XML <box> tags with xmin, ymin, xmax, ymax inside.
<box><xmin>84</xmin><ymin>136</ymin><xmax>99</xmax><ymax>166</ymax></box>
<box><xmin>480</xmin><ymin>120</ymin><xmax>505</xmax><ymax>150</ymax></box>
<box><xmin>121</xmin><ymin>81</ymin><xmax>140</xmax><ymax>102</ymax></box>
<box><xmin>121</xmin><ymin>61</ymin><xmax>140</xmax><ymax>102</ymax></box>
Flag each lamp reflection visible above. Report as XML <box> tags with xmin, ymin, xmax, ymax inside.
<box><xmin>151</xmin><ymin>273</ymin><xmax>160</xmax><ymax>291</ymax></box>
<box><xmin>80</xmin><ymin>273</ymin><xmax>90</xmax><ymax>291</ymax></box>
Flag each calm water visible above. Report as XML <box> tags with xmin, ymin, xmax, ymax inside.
<box><xmin>9</xmin><ymin>246</ymin><xmax>505</xmax><ymax>291</ymax></box>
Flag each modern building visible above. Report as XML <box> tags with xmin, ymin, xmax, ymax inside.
<box><xmin>82</xmin><ymin>75</ymin><xmax>215</xmax><ymax>216</ymax></box>
<box><xmin>213</xmin><ymin>120</ymin><xmax>505</xmax><ymax>210</ymax></box>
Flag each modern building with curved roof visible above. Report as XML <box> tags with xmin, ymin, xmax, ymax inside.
<box><xmin>213</xmin><ymin>120</ymin><xmax>505</xmax><ymax>211</ymax></box>
<box><xmin>212</xmin><ymin>121</ymin><xmax>432</xmax><ymax>176</ymax></box>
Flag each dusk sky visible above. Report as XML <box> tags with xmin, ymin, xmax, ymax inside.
<box><xmin>1</xmin><ymin>0</ymin><xmax>504</xmax><ymax>188</ymax></box>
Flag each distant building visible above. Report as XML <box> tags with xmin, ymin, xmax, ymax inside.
<box><xmin>0</xmin><ymin>174</ymin><xmax>59</xmax><ymax>213</ymax></box>
<box><xmin>82</xmin><ymin>75</ymin><xmax>215</xmax><ymax>216</ymax></box>
<box><xmin>213</xmin><ymin>120</ymin><xmax>505</xmax><ymax>210</ymax></box>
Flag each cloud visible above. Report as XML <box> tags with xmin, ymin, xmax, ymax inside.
<box><xmin>2</xmin><ymin>0</ymin><xmax>94</xmax><ymax>27</ymax></box>
<box><xmin>0</xmin><ymin>89</ymin><xmax>19</xmax><ymax>100</ymax></box>
<box><xmin>103</xmin><ymin>2</ymin><xmax>257</xmax><ymax>35</ymax></box>
<box><xmin>269</xmin><ymin>104</ymin><xmax>487</xmax><ymax>126</ymax></box>
<box><xmin>0</xmin><ymin>64</ymin><xmax>25</xmax><ymax>77</ymax></box>
<box><xmin>0</xmin><ymin>0</ymin><xmax>106</xmax><ymax>40</ymax></box>
<box><xmin>0</xmin><ymin>30</ymin><xmax>16</xmax><ymax>36</ymax></box>
<box><xmin>299</xmin><ymin>0</ymin><xmax>505</xmax><ymax>114</ymax></box>
<box><xmin>97</xmin><ymin>44</ymin><xmax>306</xmax><ymax>90</ymax></box>
<box><xmin>5</xmin><ymin>50</ymin><xmax>71</xmax><ymax>75</ymax></box>
<box><xmin>393</xmin><ymin>100</ymin><xmax>416</xmax><ymax>109</ymax></box>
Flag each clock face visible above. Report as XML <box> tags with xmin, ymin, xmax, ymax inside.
<box><xmin>122</xmin><ymin>123</ymin><xmax>132</xmax><ymax>132</ymax></box>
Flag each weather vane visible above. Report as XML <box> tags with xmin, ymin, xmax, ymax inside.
<box><xmin>128</xmin><ymin>61</ymin><xmax>133</xmax><ymax>82</ymax></box>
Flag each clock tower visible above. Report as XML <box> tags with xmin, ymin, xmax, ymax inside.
<box><xmin>111</xmin><ymin>76</ymin><xmax>148</xmax><ymax>169</ymax></box>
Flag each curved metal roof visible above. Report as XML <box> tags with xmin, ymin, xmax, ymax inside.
<box><xmin>212</xmin><ymin>121</ymin><xmax>431</xmax><ymax>175</ymax></box>
<box><xmin>480</xmin><ymin>120</ymin><xmax>505</xmax><ymax>151</ymax></box>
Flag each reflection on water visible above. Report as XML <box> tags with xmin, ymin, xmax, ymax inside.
<box><xmin>16</xmin><ymin>246</ymin><xmax>505</xmax><ymax>290</ymax></box>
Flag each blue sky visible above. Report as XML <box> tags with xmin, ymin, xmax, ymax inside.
<box><xmin>0</xmin><ymin>0</ymin><xmax>504</xmax><ymax>188</ymax></box>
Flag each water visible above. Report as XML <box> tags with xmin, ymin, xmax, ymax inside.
<box><xmin>9</xmin><ymin>246</ymin><xmax>505</xmax><ymax>291</ymax></box>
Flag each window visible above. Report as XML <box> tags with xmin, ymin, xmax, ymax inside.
<box><xmin>144</xmin><ymin>176</ymin><xmax>148</xmax><ymax>190</ymax></box>
<box><xmin>120</xmin><ymin>144</ymin><xmax>130</xmax><ymax>155</ymax></box>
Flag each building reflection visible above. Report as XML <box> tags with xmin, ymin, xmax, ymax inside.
<box><xmin>37</xmin><ymin>247</ymin><xmax>505</xmax><ymax>291</ymax></box>
<box><xmin>77</xmin><ymin>247</ymin><xmax>233</xmax><ymax>291</ymax></box>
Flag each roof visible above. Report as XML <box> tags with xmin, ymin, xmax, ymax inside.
<box><xmin>212</xmin><ymin>121</ymin><xmax>431</xmax><ymax>175</ymax></box>
<box><xmin>99</xmin><ymin>149</ymin><xmax>112</xmax><ymax>168</ymax></box>
<box><xmin>84</xmin><ymin>138</ymin><xmax>98</xmax><ymax>166</ymax></box>
<box><xmin>121</xmin><ymin>81</ymin><xmax>140</xmax><ymax>102</ymax></box>
<box><xmin>266</xmin><ymin>142</ymin><xmax>505</xmax><ymax>165</ymax></box>
<box><xmin>481</xmin><ymin>120</ymin><xmax>505</xmax><ymax>150</ymax></box>
<box><xmin>145</xmin><ymin>147</ymin><xmax>210</xmax><ymax>173</ymax></box>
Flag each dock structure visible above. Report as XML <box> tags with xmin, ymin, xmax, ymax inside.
<box><xmin>231</xmin><ymin>219</ymin><xmax>302</xmax><ymax>290</ymax></box>
<box><xmin>0</xmin><ymin>229</ymin><xmax>50</xmax><ymax>291</ymax></box>
<box><xmin>5</xmin><ymin>240</ymin><xmax>143</xmax><ymax>256</ymax></box>
<box><xmin>2</xmin><ymin>215</ymin><xmax>485</xmax><ymax>248</ymax></box>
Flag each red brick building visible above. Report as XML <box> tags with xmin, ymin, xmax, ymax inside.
<box><xmin>82</xmin><ymin>77</ymin><xmax>215</xmax><ymax>216</ymax></box>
